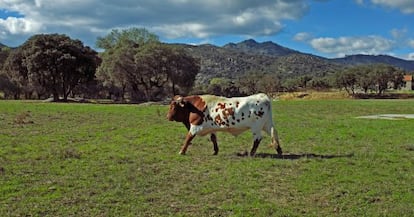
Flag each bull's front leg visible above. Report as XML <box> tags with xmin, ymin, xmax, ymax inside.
<box><xmin>250</xmin><ymin>138</ymin><xmax>261</xmax><ymax>156</ymax></box>
<box><xmin>210</xmin><ymin>133</ymin><xmax>219</xmax><ymax>155</ymax></box>
<box><xmin>180</xmin><ymin>132</ymin><xmax>195</xmax><ymax>155</ymax></box>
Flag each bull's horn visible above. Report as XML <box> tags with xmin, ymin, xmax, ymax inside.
<box><xmin>175</xmin><ymin>96</ymin><xmax>186</xmax><ymax>107</ymax></box>
<box><xmin>175</xmin><ymin>96</ymin><xmax>183</xmax><ymax>103</ymax></box>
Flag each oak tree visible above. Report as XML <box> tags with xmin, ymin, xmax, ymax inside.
<box><xmin>4</xmin><ymin>34</ymin><xmax>99</xmax><ymax>101</ymax></box>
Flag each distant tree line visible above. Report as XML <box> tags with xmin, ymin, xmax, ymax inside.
<box><xmin>334</xmin><ymin>64</ymin><xmax>405</xmax><ymax>96</ymax></box>
<box><xmin>193</xmin><ymin>63</ymin><xmax>406</xmax><ymax>97</ymax></box>
<box><xmin>0</xmin><ymin>28</ymin><xmax>199</xmax><ymax>102</ymax></box>
<box><xmin>0</xmin><ymin>28</ymin><xmax>409</xmax><ymax>101</ymax></box>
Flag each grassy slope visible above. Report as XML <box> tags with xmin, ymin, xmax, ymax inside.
<box><xmin>0</xmin><ymin>100</ymin><xmax>413</xmax><ymax>216</ymax></box>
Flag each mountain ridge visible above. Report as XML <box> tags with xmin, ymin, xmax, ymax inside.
<box><xmin>223</xmin><ymin>39</ymin><xmax>414</xmax><ymax>67</ymax></box>
<box><xmin>176</xmin><ymin>39</ymin><xmax>414</xmax><ymax>84</ymax></box>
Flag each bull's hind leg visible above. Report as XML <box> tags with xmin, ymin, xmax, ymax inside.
<box><xmin>210</xmin><ymin>133</ymin><xmax>219</xmax><ymax>155</ymax></box>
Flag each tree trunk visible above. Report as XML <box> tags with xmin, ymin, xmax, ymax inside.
<box><xmin>53</xmin><ymin>92</ymin><xmax>59</xmax><ymax>102</ymax></box>
<box><xmin>172</xmin><ymin>82</ymin><xmax>177</xmax><ymax>96</ymax></box>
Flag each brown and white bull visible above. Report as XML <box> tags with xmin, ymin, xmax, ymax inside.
<box><xmin>167</xmin><ymin>93</ymin><xmax>282</xmax><ymax>156</ymax></box>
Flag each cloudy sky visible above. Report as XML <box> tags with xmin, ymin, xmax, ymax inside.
<box><xmin>0</xmin><ymin>0</ymin><xmax>414</xmax><ymax>60</ymax></box>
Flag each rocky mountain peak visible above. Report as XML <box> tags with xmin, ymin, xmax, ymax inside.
<box><xmin>223</xmin><ymin>39</ymin><xmax>301</xmax><ymax>57</ymax></box>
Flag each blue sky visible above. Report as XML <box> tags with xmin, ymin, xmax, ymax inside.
<box><xmin>0</xmin><ymin>0</ymin><xmax>414</xmax><ymax>60</ymax></box>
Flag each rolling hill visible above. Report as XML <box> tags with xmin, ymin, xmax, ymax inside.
<box><xmin>332</xmin><ymin>54</ymin><xmax>414</xmax><ymax>71</ymax></box>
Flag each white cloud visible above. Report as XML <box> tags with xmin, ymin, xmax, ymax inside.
<box><xmin>310</xmin><ymin>36</ymin><xmax>396</xmax><ymax>57</ymax></box>
<box><xmin>408</xmin><ymin>53</ymin><xmax>414</xmax><ymax>60</ymax></box>
<box><xmin>0</xmin><ymin>0</ymin><xmax>310</xmax><ymax>47</ymax></box>
<box><xmin>153</xmin><ymin>23</ymin><xmax>209</xmax><ymax>38</ymax></box>
<box><xmin>371</xmin><ymin>0</ymin><xmax>414</xmax><ymax>14</ymax></box>
<box><xmin>0</xmin><ymin>16</ymin><xmax>42</xmax><ymax>34</ymax></box>
<box><xmin>293</xmin><ymin>32</ymin><xmax>312</xmax><ymax>42</ymax></box>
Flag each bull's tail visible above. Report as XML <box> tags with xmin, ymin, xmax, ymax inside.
<box><xmin>263</xmin><ymin>95</ymin><xmax>282</xmax><ymax>155</ymax></box>
<box><xmin>270</xmin><ymin>125</ymin><xmax>283</xmax><ymax>155</ymax></box>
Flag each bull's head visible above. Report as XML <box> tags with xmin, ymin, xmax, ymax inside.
<box><xmin>166</xmin><ymin>95</ymin><xmax>188</xmax><ymax>122</ymax></box>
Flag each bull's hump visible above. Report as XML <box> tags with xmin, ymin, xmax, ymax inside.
<box><xmin>186</xmin><ymin>95</ymin><xmax>207</xmax><ymax>111</ymax></box>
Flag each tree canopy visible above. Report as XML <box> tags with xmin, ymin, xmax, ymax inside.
<box><xmin>96</xmin><ymin>28</ymin><xmax>199</xmax><ymax>102</ymax></box>
<box><xmin>3</xmin><ymin>34</ymin><xmax>99</xmax><ymax>101</ymax></box>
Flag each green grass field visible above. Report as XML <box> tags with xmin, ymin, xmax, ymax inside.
<box><xmin>1</xmin><ymin>99</ymin><xmax>413</xmax><ymax>216</ymax></box>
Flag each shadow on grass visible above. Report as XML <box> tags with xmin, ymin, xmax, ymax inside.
<box><xmin>236</xmin><ymin>152</ymin><xmax>354</xmax><ymax>160</ymax></box>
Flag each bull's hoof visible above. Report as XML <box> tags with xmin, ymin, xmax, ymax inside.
<box><xmin>276</xmin><ymin>146</ymin><xmax>283</xmax><ymax>155</ymax></box>
<box><xmin>179</xmin><ymin>151</ymin><xmax>186</xmax><ymax>155</ymax></box>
